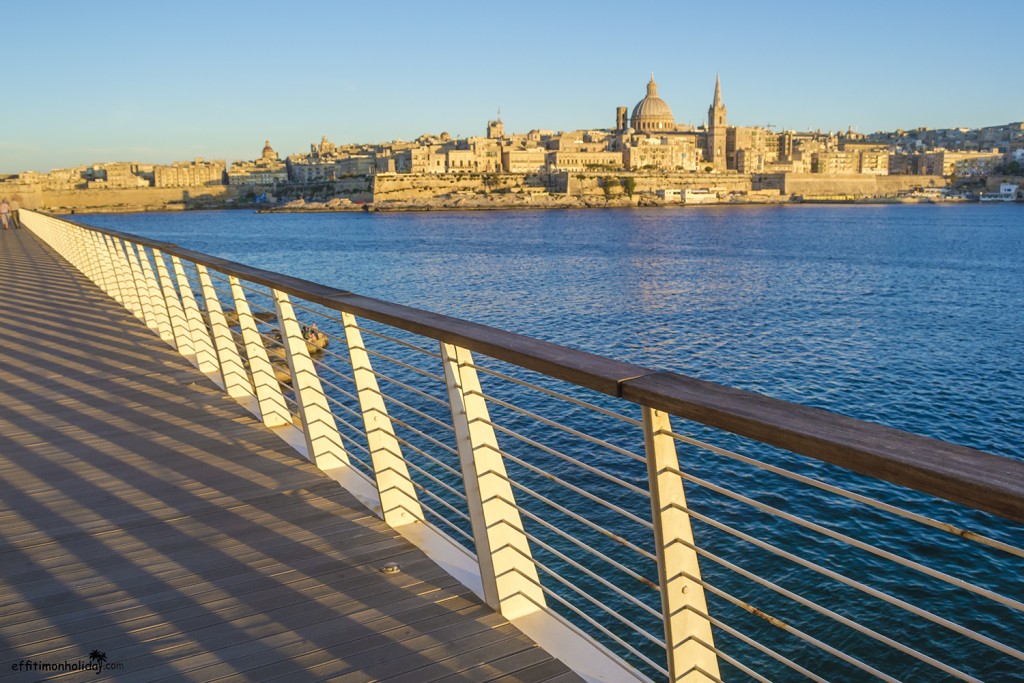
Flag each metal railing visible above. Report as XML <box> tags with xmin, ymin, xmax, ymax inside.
<box><xmin>20</xmin><ymin>209</ymin><xmax>1024</xmax><ymax>682</ymax></box>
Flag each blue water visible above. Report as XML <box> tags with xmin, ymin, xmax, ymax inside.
<box><xmin>82</xmin><ymin>204</ymin><xmax>1023</xmax><ymax>680</ymax></box>
<box><xmin>92</xmin><ymin>204</ymin><xmax>1023</xmax><ymax>458</ymax></box>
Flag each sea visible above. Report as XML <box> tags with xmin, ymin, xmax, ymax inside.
<box><xmin>79</xmin><ymin>204</ymin><xmax>1023</xmax><ymax>680</ymax></box>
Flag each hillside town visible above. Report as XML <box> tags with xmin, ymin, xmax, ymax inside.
<box><xmin>3</xmin><ymin>76</ymin><xmax>1022</xmax><ymax>213</ymax></box>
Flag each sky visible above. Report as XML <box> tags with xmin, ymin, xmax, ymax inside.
<box><xmin>1</xmin><ymin>0</ymin><xmax>1020</xmax><ymax>173</ymax></box>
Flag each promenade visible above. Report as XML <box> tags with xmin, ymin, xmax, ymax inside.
<box><xmin>0</xmin><ymin>228</ymin><xmax>581</xmax><ymax>682</ymax></box>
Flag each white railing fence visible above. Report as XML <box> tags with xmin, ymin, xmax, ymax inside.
<box><xmin>20</xmin><ymin>209</ymin><xmax>1024</xmax><ymax>683</ymax></box>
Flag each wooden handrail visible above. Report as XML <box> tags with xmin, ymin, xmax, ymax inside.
<box><xmin>49</xmin><ymin>212</ymin><xmax>1024</xmax><ymax>524</ymax></box>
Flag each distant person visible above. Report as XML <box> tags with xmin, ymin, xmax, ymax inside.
<box><xmin>0</xmin><ymin>198</ymin><xmax>10</xmax><ymax>230</ymax></box>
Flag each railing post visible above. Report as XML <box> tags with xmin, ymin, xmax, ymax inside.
<box><xmin>100</xmin><ymin>234</ymin><xmax>128</xmax><ymax>307</ymax></box>
<box><xmin>92</xmin><ymin>231</ymin><xmax>118</xmax><ymax>301</ymax></box>
<box><xmin>440</xmin><ymin>342</ymin><xmax>546</xmax><ymax>620</ymax></box>
<box><xmin>110</xmin><ymin>236</ymin><xmax>146</xmax><ymax>322</ymax></box>
<box><xmin>153</xmin><ymin>249</ymin><xmax>192</xmax><ymax>355</ymax></box>
<box><xmin>229</xmin><ymin>277</ymin><xmax>291</xmax><ymax>428</ymax></box>
<box><xmin>135</xmin><ymin>244</ymin><xmax>174</xmax><ymax>346</ymax></box>
<box><xmin>273</xmin><ymin>289</ymin><xmax>349</xmax><ymax>468</ymax></box>
<box><xmin>72</xmin><ymin>225</ymin><xmax>89</xmax><ymax>278</ymax></box>
<box><xmin>79</xmin><ymin>226</ymin><xmax>100</xmax><ymax>285</ymax></box>
<box><xmin>198</xmin><ymin>265</ymin><xmax>254</xmax><ymax>400</ymax></box>
<box><xmin>642</xmin><ymin>406</ymin><xmax>720</xmax><ymax>683</ymax></box>
<box><xmin>172</xmin><ymin>256</ymin><xmax>221</xmax><ymax>384</ymax></box>
<box><xmin>343</xmin><ymin>312</ymin><xmax>424</xmax><ymax>527</ymax></box>
<box><xmin>65</xmin><ymin>223</ymin><xmax>85</xmax><ymax>274</ymax></box>
<box><xmin>123</xmin><ymin>239</ymin><xmax>160</xmax><ymax>334</ymax></box>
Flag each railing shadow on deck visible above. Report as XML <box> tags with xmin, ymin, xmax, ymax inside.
<box><xmin>14</xmin><ymin>209</ymin><xmax>1024</xmax><ymax>683</ymax></box>
<box><xmin>0</xmin><ymin>229</ymin><xmax>540</xmax><ymax>681</ymax></box>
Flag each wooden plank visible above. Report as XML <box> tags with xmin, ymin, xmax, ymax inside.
<box><xmin>336</xmin><ymin>625</ymin><xmax>535</xmax><ymax>682</ymax></box>
<box><xmin>0</xmin><ymin>228</ymin><xmax>582</xmax><ymax>682</ymax></box>
<box><xmin>4</xmin><ymin>546</ymin><xmax>441</xmax><ymax>647</ymax></box>
<box><xmin>131</xmin><ymin>594</ymin><xmax>487</xmax><ymax>682</ymax></box>
<box><xmin>425</xmin><ymin>643</ymin><xmax>554</xmax><ymax>683</ymax></box>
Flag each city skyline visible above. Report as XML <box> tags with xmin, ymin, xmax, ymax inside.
<box><xmin>2</xmin><ymin>0</ymin><xmax>1020</xmax><ymax>174</ymax></box>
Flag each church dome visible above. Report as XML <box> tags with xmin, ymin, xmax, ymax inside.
<box><xmin>630</xmin><ymin>76</ymin><xmax>675</xmax><ymax>132</ymax></box>
<box><xmin>261</xmin><ymin>139</ymin><xmax>278</xmax><ymax>161</ymax></box>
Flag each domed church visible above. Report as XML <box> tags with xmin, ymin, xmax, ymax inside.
<box><xmin>630</xmin><ymin>75</ymin><xmax>675</xmax><ymax>132</ymax></box>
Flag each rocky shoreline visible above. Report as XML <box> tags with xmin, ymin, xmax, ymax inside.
<box><xmin>258</xmin><ymin>192</ymin><xmax>799</xmax><ymax>214</ymax></box>
<box><xmin>254</xmin><ymin>192</ymin><xmax>974</xmax><ymax>214</ymax></box>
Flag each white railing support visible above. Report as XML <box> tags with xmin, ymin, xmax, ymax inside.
<box><xmin>65</xmin><ymin>223</ymin><xmax>85</xmax><ymax>275</ymax></box>
<box><xmin>229</xmin><ymin>277</ymin><xmax>291</xmax><ymax>428</ymax></box>
<box><xmin>643</xmin><ymin>406</ymin><xmax>721</xmax><ymax>683</ymax></box>
<box><xmin>110</xmin><ymin>236</ymin><xmax>146</xmax><ymax>323</ymax></box>
<box><xmin>441</xmin><ymin>342</ymin><xmax>546</xmax><ymax>620</ymax></box>
<box><xmin>172</xmin><ymin>255</ymin><xmax>221</xmax><ymax>384</ymax></box>
<box><xmin>343</xmin><ymin>312</ymin><xmax>425</xmax><ymax>528</ymax></box>
<box><xmin>198</xmin><ymin>265</ymin><xmax>254</xmax><ymax>400</ymax></box>
<box><xmin>101</xmin><ymin>234</ymin><xmax>128</xmax><ymax>307</ymax></box>
<box><xmin>79</xmin><ymin>225</ymin><xmax>99</xmax><ymax>284</ymax></box>
<box><xmin>92</xmin><ymin>231</ymin><xmax>117</xmax><ymax>301</ymax></box>
<box><xmin>272</xmin><ymin>289</ymin><xmax>349</xmax><ymax>469</ymax></box>
<box><xmin>123</xmin><ymin>239</ymin><xmax>160</xmax><ymax>334</ymax></box>
<box><xmin>153</xmin><ymin>249</ymin><xmax>192</xmax><ymax>355</ymax></box>
<box><xmin>136</xmin><ymin>244</ymin><xmax>175</xmax><ymax>347</ymax></box>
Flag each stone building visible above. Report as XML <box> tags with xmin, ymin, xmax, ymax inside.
<box><xmin>287</xmin><ymin>156</ymin><xmax>337</xmax><ymax>183</ymax></box>
<box><xmin>811</xmin><ymin>151</ymin><xmax>859</xmax><ymax>174</ymax></box>
<box><xmin>922</xmin><ymin>149</ymin><xmax>1004</xmax><ymax>176</ymax></box>
<box><xmin>624</xmin><ymin>135</ymin><xmax>696</xmax><ymax>172</ymax></box>
<box><xmin>82</xmin><ymin>162</ymin><xmax>153</xmax><ymax>189</ymax></box>
<box><xmin>547</xmin><ymin>151</ymin><xmax>623</xmax><ymax>172</ymax></box>
<box><xmin>502</xmin><ymin>148</ymin><xmax>547</xmax><ymax>173</ymax></box>
<box><xmin>839</xmin><ymin>143</ymin><xmax>890</xmax><ymax>175</ymax></box>
<box><xmin>727</xmin><ymin>126</ymin><xmax>777</xmax><ymax>172</ymax></box>
<box><xmin>154</xmin><ymin>159</ymin><xmax>226</xmax><ymax>188</ymax></box>
<box><xmin>487</xmin><ymin>117</ymin><xmax>504</xmax><ymax>140</ymax></box>
<box><xmin>337</xmin><ymin>156</ymin><xmax>375</xmax><ymax>176</ymax></box>
<box><xmin>310</xmin><ymin>136</ymin><xmax>337</xmax><ymax>158</ymax></box>
<box><xmin>408</xmin><ymin>146</ymin><xmax>448</xmax><ymax>174</ymax></box>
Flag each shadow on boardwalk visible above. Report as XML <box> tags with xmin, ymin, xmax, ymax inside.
<box><xmin>0</xmin><ymin>229</ymin><xmax>580</xmax><ymax>682</ymax></box>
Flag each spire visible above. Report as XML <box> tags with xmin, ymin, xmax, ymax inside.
<box><xmin>647</xmin><ymin>73</ymin><xmax>658</xmax><ymax>97</ymax></box>
<box><xmin>712</xmin><ymin>73</ymin><xmax>724</xmax><ymax>108</ymax></box>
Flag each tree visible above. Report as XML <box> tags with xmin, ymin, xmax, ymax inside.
<box><xmin>623</xmin><ymin>176</ymin><xmax>636</xmax><ymax>198</ymax></box>
<box><xmin>602</xmin><ymin>176</ymin><xmax>616</xmax><ymax>199</ymax></box>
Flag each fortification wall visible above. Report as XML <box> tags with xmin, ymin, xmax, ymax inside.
<box><xmin>782</xmin><ymin>174</ymin><xmax>946</xmax><ymax>197</ymax></box>
<box><xmin>5</xmin><ymin>186</ymin><xmax>241</xmax><ymax>213</ymax></box>
<box><xmin>371</xmin><ymin>173</ymin><xmax>553</xmax><ymax>201</ymax></box>
<box><xmin>557</xmin><ymin>172</ymin><xmax>753</xmax><ymax>198</ymax></box>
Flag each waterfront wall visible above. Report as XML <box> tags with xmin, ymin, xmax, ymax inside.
<box><xmin>779</xmin><ymin>173</ymin><xmax>946</xmax><ymax>197</ymax></box>
<box><xmin>371</xmin><ymin>173</ymin><xmax>553</xmax><ymax>202</ymax></box>
<box><xmin>985</xmin><ymin>175</ymin><xmax>1024</xmax><ymax>191</ymax></box>
<box><xmin>1</xmin><ymin>171</ymin><xmax>962</xmax><ymax>214</ymax></box>
<box><xmin>6</xmin><ymin>186</ymin><xmax>242</xmax><ymax>213</ymax></box>
<box><xmin>557</xmin><ymin>171</ymin><xmax>754</xmax><ymax>198</ymax></box>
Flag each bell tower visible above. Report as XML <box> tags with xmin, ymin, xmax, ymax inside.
<box><xmin>487</xmin><ymin>109</ymin><xmax>504</xmax><ymax>139</ymax></box>
<box><xmin>707</xmin><ymin>74</ymin><xmax>727</xmax><ymax>171</ymax></box>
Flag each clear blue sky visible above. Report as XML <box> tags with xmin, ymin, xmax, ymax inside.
<box><xmin>1</xmin><ymin>0</ymin><xmax>1019</xmax><ymax>173</ymax></box>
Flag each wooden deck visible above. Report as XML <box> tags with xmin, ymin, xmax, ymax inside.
<box><xmin>0</xmin><ymin>228</ymin><xmax>582</xmax><ymax>682</ymax></box>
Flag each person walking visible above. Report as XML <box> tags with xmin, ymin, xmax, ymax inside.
<box><xmin>0</xmin><ymin>198</ymin><xmax>10</xmax><ymax>230</ymax></box>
